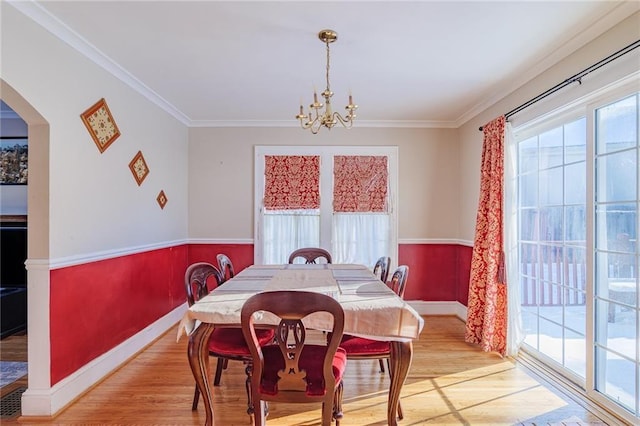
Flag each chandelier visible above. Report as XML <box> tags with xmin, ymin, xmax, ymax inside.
<box><xmin>296</xmin><ymin>29</ymin><xmax>357</xmax><ymax>134</ymax></box>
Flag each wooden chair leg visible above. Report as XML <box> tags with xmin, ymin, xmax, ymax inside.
<box><xmin>213</xmin><ymin>357</ymin><xmax>225</xmax><ymax>386</ymax></box>
<box><xmin>253</xmin><ymin>400</ymin><xmax>266</xmax><ymax>426</ymax></box>
<box><xmin>191</xmin><ymin>384</ymin><xmax>200</xmax><ymax>411</ymax></box>
<box><xmin>333</xmin><ymin>381</ymin><xmax>344</xmax><ymax>424</ymax></box>
<box><xmin>322</xmin><ymin>400</ymin><xmax>333</xmax><ymax>426</ymax></box>
<box><xmin>245</xmin><ymin>363</ymin><xmax>254</xmax><ymax>416</ymax></box>
<box><xmin>378</xmin><ymin>358</ymin><xmax>386</xmax><ymax>373</ymax></box>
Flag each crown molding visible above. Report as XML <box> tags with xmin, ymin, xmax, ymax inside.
<box><xmin>455</xmin><ymin>1</ymin><xmax>640</xmax><ymax>128</ymax></box>
<box><xmin>188</xmin><ymin>119</ymin><xmax>458</xmax><ymax>129</ymax></box>
<box><xmin>7</xmin><ymin>0</ymin><xmax>191</xmax><ymax>126</ymax></box>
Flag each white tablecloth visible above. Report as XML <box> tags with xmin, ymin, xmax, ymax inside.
<box><xmin>178</xmin><ymin>264</ymin><xmax>424</xmax><ymax>342</ymax></box>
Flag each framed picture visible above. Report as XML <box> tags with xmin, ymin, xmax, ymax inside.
<box><xmin>0</xmin><ymin>137</ymin><xmax>28</xmax><ymax>184</ymax></box>
<box><xmin>80</xmin><ymin>98</ymin><xmax>120</xmax><ymax>153</ymax></box>
<box><xmin>157</xmin><ymin>190</ymin><xmax>168</xmax><ymax>209</ymax></box>
<box><xmin>129</xmin><ymin>151</ymin><xmax>149</xmax><ymax>186</ymax></box>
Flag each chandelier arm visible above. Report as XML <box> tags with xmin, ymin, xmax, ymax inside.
<box><xmin>310</xmin><ymin>117</ymin><xmax>322</xmax><ymax>134</ymax></box>
<box><xmin>332</xmin><ymin>112</ymin><xmax>354</xmax><ymax>128</ymax></box>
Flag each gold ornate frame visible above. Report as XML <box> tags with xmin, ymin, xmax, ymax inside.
<box><xmin>80</xmin><ymin>98</ymin><xmax>120</xmax><ymax>153</ymax></box>
<box><xmin>157</xmin><ymin>190</ymin><xmax>168</xmax><ymax>209</ymax></box>
<box><xmin>128</xmin><ymin>150</ymin><xmax>149</xmax><ymax>186</ymax></box>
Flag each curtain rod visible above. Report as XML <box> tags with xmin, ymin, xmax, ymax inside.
<box><xmin>479</xmin><ymin>39</ymin><xmax>640</xmax><ymax>131</ymax></box>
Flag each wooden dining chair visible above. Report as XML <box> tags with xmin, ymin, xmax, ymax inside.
<box><xmin>372</xmin><ymin>256</ymin><xmax>391</xmax><ymax>373</ymax></box>
<box><xmin>216</xmin><ymin>253</ymin><xmax>235</xmax><ymax>284</ymax></box>
<box><xmin>288</xmin><ymin>247</ymin><xmax>332</xmax><ymax>264</ymax></box>
<box><xmin>373</xmin><ymin>256</ymin><xmax>391</xmax><ymax>284</ymax></box>
<box><xmin>212</xmin><ymin>253</ymin><xmax>237</xmax><ymax>374</ymax></box>
<box><xmin>184</xmin><ymin>262</ymin><xmax>275</xmax><ymax>413</ymax></box>
<box><xmin>241</xmin><ymin>290</ymin><xmax>347</xmax><ymax>426</ymax></box>
<box><xmin>337</xmin><ymin>265</ymin><xmax>409</xmax><ymax>419</ymax></box>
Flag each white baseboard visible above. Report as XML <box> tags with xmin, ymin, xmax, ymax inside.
<box><xmin>408</xmin><ymin>300</ymin><xmax>467</xmax><ymax>322</ymax></box>
<box><xmin>21</xmin><ymin>304</ymin><xmax>187</xmax><ymax>416</ymax></box>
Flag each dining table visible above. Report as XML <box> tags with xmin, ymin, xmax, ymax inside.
<box><xmin>177</xmin><ymin>263</ymin><xmax>425</xmax><ymax>426</ymax></box>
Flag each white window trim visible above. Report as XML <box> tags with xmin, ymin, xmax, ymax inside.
<box><xmin>254</xmin><ymin>145</ymin><xmax>398</xmax><ymax>267</ymax></box>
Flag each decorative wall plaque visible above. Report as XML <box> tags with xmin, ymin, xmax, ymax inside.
<box><xmin>128</xmin><ymin>151</ymin><xmax>149</xmax><ymax>186</ymax></box>
<box><xmin>80</xmin><ymin>98</ymin><xmax>120</xmax><ymax>153</ymax></box>
<box><xmin>157</xmin><ymin>190</ymin><xmax>168</xmax><ymax>209</ymax></box>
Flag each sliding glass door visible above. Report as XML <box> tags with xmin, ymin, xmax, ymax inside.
<box><xmin>515</xmin><ymin>86</ymin><xmax>639</xmax><ymax>423</ymax></box>
<box><xmin>593</xmin><ymin>93</ymin><xmax>639</xmax><ymax>416</ymax></box>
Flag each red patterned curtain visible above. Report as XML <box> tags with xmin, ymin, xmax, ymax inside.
<box><xmin>333</xmin><ymin>155</ymin><xmax>388</xmax><ymax>212</ymax></box>
<box><xmin>465</xmin><ymin>116</ymin><xmax>507</xmax><ymax>356</ymax></box>
<box><xmin>264</xmin><ymin>155</ymin><xmax>319</xmax><ymax>210</ymax></box>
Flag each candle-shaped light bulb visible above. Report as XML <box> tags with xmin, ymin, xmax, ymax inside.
<box><xmin>348</xmin><ymin>94</ymin><xmax>353</xmax><ymax>105</ymax></box>
<box><xmin>313</xmin><ymin>91</ymin><xmax>318</xmax><ymax>103</ymax></box>
<box><xmin>299</xmin><ymin>104</ymin><xmax>304</xmax><ymax>115</ymax></box>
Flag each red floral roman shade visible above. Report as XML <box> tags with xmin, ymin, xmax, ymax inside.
<box><xmin>264</xmin><ymin>155</ymin><xmax>320</xmax><ymax>210</ymax></box>
<box><xmin>333</xmin><ymin>156</ymin><xmax>388</xmax><ymax>212</ymax></box>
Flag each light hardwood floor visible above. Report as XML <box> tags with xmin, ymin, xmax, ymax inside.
<box><xmin>2</xmin><ymin>316</ymin><xmax>610</xmax><ymax>425</ymax></box>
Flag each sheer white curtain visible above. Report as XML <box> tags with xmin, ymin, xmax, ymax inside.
<box><xmin>263</xmin><ymin>212</ymin><xmax>388</xmax><ymax>266</ymax></box>
<box><xmin>504</xmin><ymin>122</ymin><xmax>524</xmax><ymax>356</ymax></box>
<box><xmin>262</xmin><ymin>209</ymin><xmax>319</xmax><ymax>264</ymax></box>
<box><xmin>332</xmin><ymin>213</ymin><xmax>390</xmax><ymax>266</ymax></box>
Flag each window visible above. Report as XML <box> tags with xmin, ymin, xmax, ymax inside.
<box><xmin>254</xmin><ymin>146</ymin><xmax>398</xmax><ymax>267</ymax></box>
<box><xmin>513</xmin><ymin>84</ymin><xmax>639</xmax><ymax>423</ymax></box>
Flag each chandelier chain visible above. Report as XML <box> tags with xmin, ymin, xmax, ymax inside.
<box><xmin>325</xmin><ymin>38</ymin><xmax>331</xmax><ymax>93</ymax></box>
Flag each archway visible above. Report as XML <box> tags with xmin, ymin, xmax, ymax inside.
<box><xmin>1</xmin><ymin>79</ymin><xmax>52</xmax><ymax>416</ymax></box>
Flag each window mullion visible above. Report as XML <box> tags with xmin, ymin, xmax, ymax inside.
<box><xmin>319</xmin><ymin>152</ymin><xmax>333</xmax><ymax>251</ymax></box>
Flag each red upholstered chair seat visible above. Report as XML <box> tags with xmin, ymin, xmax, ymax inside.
<box><xmin>208</xmin><ymin>328</ymin><xmax>274</xmax><ymax>356</ymax></box>
<box><xmin>259</xmin><ymin>345</ymin><xmax>347</xmax><ymax>396</ymax></box>
<box><xmin>338</xmin><ymin>335</ymin><xmax>390</xmax><ymax>356</ymax></box>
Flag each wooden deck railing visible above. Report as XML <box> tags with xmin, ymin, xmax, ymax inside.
<box><xmin>520</xmin><ymin>239</ymin><xmax>637</xmax><ymax>307</ymax></box>
<box><xmin>520</xmin><ymin>243</ymin><xmax>586</xmax><ymax>306</ymax></box>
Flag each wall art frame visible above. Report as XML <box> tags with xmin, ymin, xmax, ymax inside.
<box><xmin>128</xmin><ymin>150</ymin><xmax>149</xmax><ymax>186</ymax></box>
<box><xmin>80</xmin><ymin>98</ymin><xmax>120</xmax><ymax>153</ymax></box>
<box><xmin>0</xmin><ymin>137</ymin><xmax>28</xmax><ymax>184</ymax></box>
<box><xmin>156</xmin><ymin>190</ymin><xmax>168</xmax><ymax>209</ymax></box>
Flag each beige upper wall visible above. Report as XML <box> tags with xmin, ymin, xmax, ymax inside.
<box><xmin>457</xmin><ymin>11</ymin><xmax>640</xmax><ymax>241</ymax></box>
<box><xmin>188</xmin><ymin>126</ymin><xmax>459</xmax><ymax>241</ymax></box>
<box><xmin>1</xmin><ymin>4</ymin><xmax>190</xmax><ymax>260</ymax></box>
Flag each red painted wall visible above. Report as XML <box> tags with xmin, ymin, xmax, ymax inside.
<box><xmin>188</xmin><ymin>242</ymin><xmax>472</xmax><ymax>304</ymax></box>
<box><xmin>457</xmin><ymin>245</ymin><xmax>472</xmax><ymax>305</ymax></box>
<box><xmin>48</xmin><ymin>242</ymin><xmax>471</xmax><ymax>385</ymax></box>
<box><xmin>399</xmin><ymin>244</ymin><xmax>458</xmax><ymax>301</ymax></box>
<box><xmin>49</xmin><ymin>245</ymin><xmax>188</xmax><ymax>385</ymax></box>
<box><xmin>188</xmin><ymin>243</ymin><xmax>254</xmax><ymax>271</ymax></box>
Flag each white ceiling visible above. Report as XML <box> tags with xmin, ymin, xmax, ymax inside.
<box><xmin>7</xmin><ymin>1</ymin><xmax>640</xmax><ymax>128</ymax></box>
